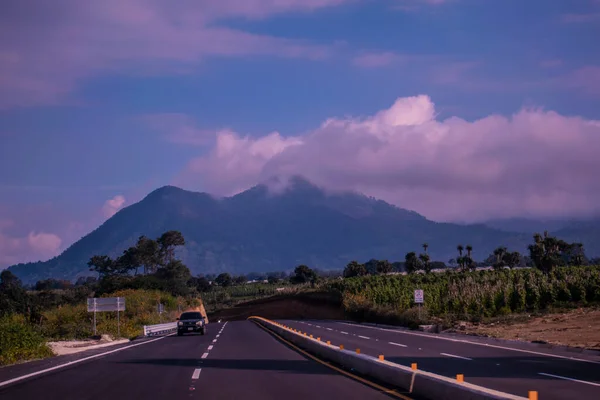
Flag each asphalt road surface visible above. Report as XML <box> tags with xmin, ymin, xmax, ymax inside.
<box><xmin>0</xmin><ymin>321</ymin><xmax>401</xmax><ymax>400</ymax></box>
<box><xmin>278</xmin><ymin>319</ymin><xmax>600</xmax><ymax>400</ymax></box>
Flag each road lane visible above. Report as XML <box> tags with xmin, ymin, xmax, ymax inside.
<box><xmin>0</xmin><ymin>320</ymin><xmax>411</xmax><ymax>400</ymax></box>
<box><xmin>193</xmin><ymin>320</ymin><xmax>402</xmax><ymax>400</ymax></box>
<box><xmin>0</xmin><ymin>325</ymin><xmax>220</xmax><ymax>400</ymax></box>
<box><xmin>278</xmin><ymin>319</ymin><xmax>600</xmax><ymax>400</ymax></box>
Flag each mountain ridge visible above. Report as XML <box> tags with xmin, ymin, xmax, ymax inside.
<box><xmin>7</xmin><ymin>177</ymin><xmax>600</xmax><ymax>284</ymax></box>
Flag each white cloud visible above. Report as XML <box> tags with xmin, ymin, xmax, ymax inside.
<box><xmin>102</xmin><ymin>195</ymin><xmax>126</xmax><ymax>218</ymax></box>
<box><xmin>0</xmin><ymin>230</ymin><xmax>62</xmax><ymax>267</ymax></box>
<box><xmin>177</xmin><ymin>94</ymin><xmax>600</xmax><ymax>222</ymax></box>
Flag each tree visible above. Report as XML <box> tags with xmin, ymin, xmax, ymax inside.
<box><xmin>493</xmin><ymin>246</ymin><xmax>507</xmax><ymax>270</ymax></box>
<box><xmin>364</xmin><ymin>259</ymin><xmax>379</xmax><ymax>275</ymax></box>
<box><xmin>291</xmin><ymin>265</ymin><xmax>318</xmax><ymax>284</ymax></box>
<box><xmin>422</xmin><ymin>243</ymin><xmax>429</xmax><ymax>254</ymax></box>
<box><xmin>465</xmin><ymin>245</ymin><xmax>473</xmax><ymax>259</ymax></box>
<box><xmin>88</xmin><ymin>255</ymin><xmax>120</xmax><ymax>277</ymax></box>
<box><xmin>343</xmin><ymin>261</ymin><xmax>368</xmax><ymax>278</ymax></box>
<box><xmin>457</xmin><ymin>245</ymin><xmax>464</xmax><ymax>257</ymax></box>
<box><xmin>154</xmin><ymin>260</ymin><xmax>192</xmax><ymax>296</ymax></box>
<box><xmin>419</xmin><ymin>253</ymin><xmax>431</xmax><ymax>273</ymax></box>
<box><xmin>405</xmin><ymin>252</ymin><xmax>421</xmax><ymax>274</ymax></box>
<box><xmin>215</xmin><ymin>273</ymin><xmax>233</xmax><ymax>287</ymax></box>
<box><xmin>34</xmin><ymin>279</ymin><xmax>72</xmax><ymax>291</ymax></box>
<box><xmin>118</xmin><ymin>246</ymin><xmax>142</xmax><ymax>275</ymax></box>
<box><xmin>376</xmin><ymin>260</ymin><xmax>393</xmax><ymax>275</ymax></box>
<box><xmin>136</xmin><ymin>236</ymin><xmax>160</xmax><ymax>274</ymax></box>
<box><xmin>565</xmin><ymin>243</ymin><xmax>586</xmax><ymax>266</ymax></box>
<box><xmin>528</xmin><ymin>231</ymin><xmax>571</xmax><ymax>274</ymax></box>
<box><xmin>267</xmin><ymin>275</ymin><xmax>279</xmax><ymax>285</ymax></box>
<box><xmin>194</xmin><ymin>276</ymin><xmax>211</xmax><ymax>292</ymax></box>
<box><xmin>157</xmin><ymin>230</ymin><xmax>185</xmax><ymax>265</ymax></box>
<box><xmin>504</xmin><ymin>251</ymin><xmax>521</xmax><ymax>269</ymax></box>
<box><xmin>234</xmin><ymin>275</ymin><xmax>248</xmax><ymax>285</ymax></box>
<box><xmin>0</xmin><ymin>270</ymin><xmax>28</xmax><ymax>316</ymax></box>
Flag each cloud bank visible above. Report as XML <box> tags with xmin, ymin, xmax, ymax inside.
<box><xmin>0</xmin><ymin>226</ymin><xmax>62</xmax><ymax>268</ymax></box>
<box><xmin>0</xmin><ymin>0</ymin><xmax>349</xmax><ymax>108</ymax></box>
<box><xmin>176</xmin><ymin>95</ymin><xmax>600</xmax><ymax>222</ymax></box>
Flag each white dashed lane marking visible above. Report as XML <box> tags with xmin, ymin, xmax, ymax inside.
<box><xmin>201</xmin><ymin>353</ymin><xmax>209</xmax><ymax>359</ymax></box>
<box><xmin>192</xmin><ymin>369</ymin><xmax>201</xmax><ymax>379</ymax></box>
<box><xmin>441</xmin><ymin>353</ymin><xmax>473</xmax><ymax>361</ymax></box>
<box><xmin>208</xmin><ymin>345</ymin><xmax>213</xmax><ymax>350</ymax></box>
<box><xmin>538</xmin><ymin>373</ymin><xmax>600</xmax><ymax>387</ymax></box>
<box><xmin>358</xmin><ymin>335</ymin><xmax>370</xmax><ymax>340</ymax></box>
<box><xmin>389</xmin><ymin>342</ymin><xmax>407</xmax><ymax>347</ymax></box>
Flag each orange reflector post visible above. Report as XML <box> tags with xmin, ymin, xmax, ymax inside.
<box><xmin>411</xmin><ymin>363</ymin><xmax>417</xmax><ymax>370</ymax></box>
<box><xmin>310</xmin><ymin>334</ymin><xmax>313</xmax><ymax>338</ymax></box>
<box><xmin>356</xmin><ymin>349</ymin><xmax>361</xmax><ymax>354</ymax></box>
<box><xmin>317</xmin><ymin>337</ymin><xmax>321</xmax><ymax>341</ymax></box>
<box><xmin>378</xmin><ymin>355</ymin><xmax>384</xmax><ymax>361</ymax></box>
<box><xmin>339</xmin><ymin>345</ymin><xmax>344</xmax><ymax>350</ymax></box>
<box><xmin>456</xmin><ymin>374</ymin><xmax>464</xmax><ymax>383</ymax></box>
<box><xmin>326</xmin><ymin>341</ymin><xmax>331</xmax><ymax>345</ymax></box>
<box><xmin>529</xmin><ymin>392</ymin><xmax>538</xmax><ymax>400</ymax></box>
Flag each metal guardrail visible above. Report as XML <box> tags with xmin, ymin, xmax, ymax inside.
<box><xmin>143</xmin><ymin>322</ymin><xmax>178</xmax><ymax>336</ymax></box>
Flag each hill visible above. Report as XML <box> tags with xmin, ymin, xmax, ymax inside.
<box><xmin>7</xmin><ymin>177</ymin><xmax>598</xmax><ymax>284</ymax></box>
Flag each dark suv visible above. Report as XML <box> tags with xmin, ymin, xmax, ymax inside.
<box><xmin>177</xmin><ymin>312</ymin><xmax>206</xmax><ymax>336</ymax></box>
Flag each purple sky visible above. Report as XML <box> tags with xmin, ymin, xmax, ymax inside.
<box><xmin>1</xmin><ymin>0</ymin><xmax>600</xmax><ymax>268</ymax></box>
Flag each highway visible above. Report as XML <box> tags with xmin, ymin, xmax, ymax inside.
<box><xmin>278</xmin><ymin>319</ymin><xmax>600</xmax><ymax>400</ymax></box>
<box><xmin>0</xmin><ymin>321</ymin><xmax>400</xmax><ymax>400</ymax></box>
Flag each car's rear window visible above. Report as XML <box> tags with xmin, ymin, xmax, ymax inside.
<box><xmin>180</xmin><ymin>312</ymin><xmax>202</xmax><ymax>319</ymax></box>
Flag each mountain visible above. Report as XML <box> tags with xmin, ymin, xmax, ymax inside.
<box><xmin>8</xmin><ymin>177</ymin><xmax>599</xmax><ymax>284</ymax></box>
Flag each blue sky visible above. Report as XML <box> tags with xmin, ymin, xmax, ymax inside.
<box><xmin>1</xmin><ymin>0</ymin><xmax>599</xmax><ymax>267</ymax></box>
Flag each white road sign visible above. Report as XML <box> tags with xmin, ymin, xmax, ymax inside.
<box><xmin>414</xmin><ymin>289</ymin><xmax>424</xmax><ymax>304</ymax></box>
<box><xmin>87</xmin><ymin>297</ymin><xmax>126</xmax><ymax>312</ymax></box>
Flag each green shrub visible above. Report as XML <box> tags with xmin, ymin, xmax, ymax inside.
<box><xmin>0</xmin><ymin>314</ymin><xmax>53</xmax><ymax>365</ymax></box>
<box><xmin>41</xmin><ymin>289</ymin><xmax>202</xmax><ymax>340</ymax></box>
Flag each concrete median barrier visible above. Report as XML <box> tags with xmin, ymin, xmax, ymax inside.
<box><xmin>250</xmin><ymin>317</ymin><xmax>530</xmax><ymax>400</ymax></box>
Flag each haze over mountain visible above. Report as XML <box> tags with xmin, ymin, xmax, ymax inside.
<box><xmin>8</xmin><ymin>177</ymin><xmax>599</xmax><ymax>284</ymax></box>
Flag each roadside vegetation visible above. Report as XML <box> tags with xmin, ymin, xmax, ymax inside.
<box><xmin>331</xmin><ymin>231</ymin><xmax>599</xmax><ymax>329</ymax></box>
<box><xmin>0</xmin><ymin>231</ymin><xmax>204</xmax><ymax>365</ymax></box>
<box><xmin>2</xmin><ymin>229</ymin><xmax>598</xmax><ymax>365</ymax></box>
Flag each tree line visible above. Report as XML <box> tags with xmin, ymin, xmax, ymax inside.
<box><xmin>343</xmin><ymin>232</ymin><xmax>593</xmax><ymax>278</ymax></box>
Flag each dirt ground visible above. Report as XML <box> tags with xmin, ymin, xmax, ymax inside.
<box><xmin>451</xmin><ymin>307</ymin><xmax>600</xmax><ymax>350</ymax></box>
<box><xmin>208</xmin><ymin>293</ymin><xmax>345</xmax><ymax>322</ymax></box>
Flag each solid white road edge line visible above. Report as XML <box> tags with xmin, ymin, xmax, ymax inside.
<box><xmin>338</xmin><ymin>322</ymin><xmax>600</xmax><ymax>365</ymax></box>
<box><xmin>389</xmin><ymin>342</ymin><xmax>407</xmax><ymax>347</ymax></box>
<box><xmin>201</xmin><ymin>353</ymin><xmax>209</xmax><ymax>359</ymax></box>
<box><xmin>441</xmin><ymin>352</ymin><xmax>473</xmax><ymax>361</ymax></box>
<box><xmin>538</xmin><ymin>373</ymin><xmax>600</xmax><ymax>387</ymax></box>
<box><xmin>0</xmin><ymin>334</ymin><xmax>174</xmax><ymax>388</ymax></box>
<box><xmin>192</xmin><ymin>369</ymin><xmax>202</xmax><ymax>379</ymax></box>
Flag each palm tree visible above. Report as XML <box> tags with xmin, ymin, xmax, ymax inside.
<box><xmin>457</xmin><ymin>245</ymin><xmax>464</xmax><ymax>257</ymax></box>
<box><xmin>466</xmin><ymin>245</ymin><xmax>473</xmax><ymax>259</ymax></box>
<box><xmin>493</xmin><ymin>246</ymin><xmax>507</xmax><ymax>269</ymax></box>
<box><xmin>422</xmin><ymin>243</ymin><xmax>429</xmax><ymax>254</ymax></box>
